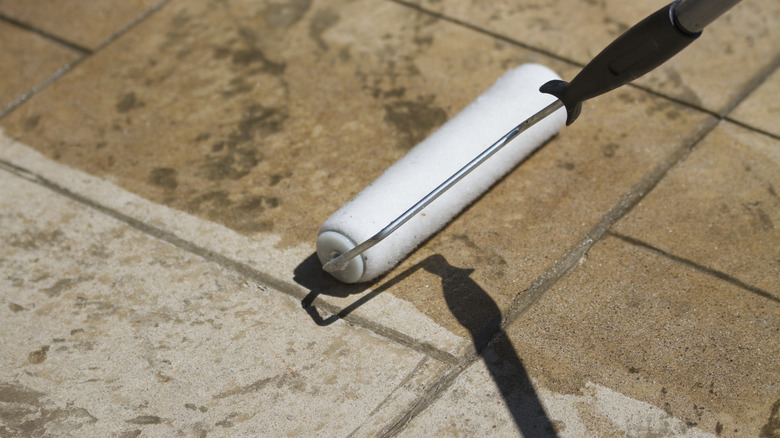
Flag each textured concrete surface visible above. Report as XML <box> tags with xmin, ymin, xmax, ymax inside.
<box><xmin>404</xmin><ymin>0</ymin><xmax>780</xmax><ymax>113</ymax></box>
<box><xmin>1</xmin><ymin>0</ymin><xmax>779</xmax><ymax>436</ymax></box>
<box><xmin>730</xmin><ymin>66</ymin><xmax>780</xmax><ymax>138</ymax></box>
<box><xmin>0</xmin><ymin>21</ymin><xmax>80</xmax><ymax>114</ymax></box>
<box><xmin>0</xmin><ymin>170</ymin><xmax>447</xmax><ymax>437</ymax></box>
<box><xmin>0</xmin><ymin>0</ymin><xmax>164</xmax><ymax>51</ymax></box>
<box><xmin>614</xmin><ymin>122</ymin><xmax>780</xmax><ymax>296</ymax></box>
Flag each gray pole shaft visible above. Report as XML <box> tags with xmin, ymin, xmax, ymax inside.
<box><xmin>673</xmin><ymin>0</ymin><xmax>742</xmax><ymax>34</ymax></box>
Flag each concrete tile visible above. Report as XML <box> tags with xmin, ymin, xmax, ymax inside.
<box><xmin>403</xmin><ymin>236</ymin><xmax>780</xmax><ymax>437</ymax></box>
<box><xmin>0</xmin><ymin>134</ymin><xmax>468</xmax><ymax>362</ymax></box>
<box><xmin>730</xmin><ymin>67</ymin><xmax>780</xmax><ymax>138</ymax></box>
<box><xmin>614</xmin><ymin>122</ymin><xmax>780</xmax><ymax>296</ymax></box>
<box><xmin>0</xmin><ymin>21</ymin><xmax>80</xmax><ymax>113</ymax></box>
<box><xmin>0</xmin><ymin>0</ymin><xmax>163</xmax><ymax>51</ymax></box>
<box><xmin>405</xmin><ymin>0</ymin><xmax>780</xmax><ymax>113</ymax></box>
<box><xmin>0</xmin><ymin>0</ymin><xmax>716</xmax><ymax>349</ymax></box>
<box><xmin>0</xmin><ymin>169</ymin><xmax>447</xmax><ymax>436</ymax></box>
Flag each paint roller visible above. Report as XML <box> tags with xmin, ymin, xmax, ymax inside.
<box><xmin>318</xmin><ymin>0</ymin><xmax>741</xmax><ymax>283</ymax></box>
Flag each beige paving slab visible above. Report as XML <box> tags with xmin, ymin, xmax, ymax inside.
<box><xmin>0</xmin><ymin>0</ymin><xmax>163</xmax><ymax>51</ymax></box>
<box><xmin>0</xmin><ymin>133</ymin><xmax>468</xmax><ymax>362</ymax></box>
<box><xmin>401</xmin><ymin>236</ymin><xmax>780</xmax><ymax>437</ymax></box>
<box><xmin>404</xmin><ymin>0</ymin><xmax>780</xmax><ymax>113</ymax></box>
<box><xmin>730</xmin><ymin>66</ymin><xmax>780</xmax><ymax>138</ymax></box>
<box><xmin>0</xmin><ymin>21</ymin><xmax>80</xmax><ymax>113</ymax></box>
<box><xmin>0</xmin><ymin>0</ymin><xmax>715</xmax><ymax>351</ymax></box>
<box><xmin>614</xmin><ymin>122</ymin><xmax>780</xmax><ymax>296</ymax></box>
<box><xmin>0</xmin><ymin>169</ymin><xmax>449</xmax><ymax>437</ymax></box>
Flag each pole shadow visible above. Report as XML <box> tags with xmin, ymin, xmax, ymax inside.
<box><xmin>293</xmin><ymin>253</ymin><xmax>558</xmax><ymax>436</ymax></box>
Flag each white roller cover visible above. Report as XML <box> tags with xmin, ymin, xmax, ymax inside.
<box><xmin>318</xmin><ymin>64</ymin><xmax>566</xmax><ymax>283</ymax></box>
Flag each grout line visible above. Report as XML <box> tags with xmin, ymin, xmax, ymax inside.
<box><xmin>0</xmin><ymin>158</ymin><xmax>460</xmax><ymax>367</ymax></box>
<box><xmin>89</xmin><ymin>0</ymin><xmax>173</xmax><ymax>53</ymax></box>
<box><xmin>379</xmin><ymin>360</ymin><xmax>474</xmax><ymax>437</ymax></box>
<box><xmin>502</xmin><ymin>115</ymin><xmax>721</xmax><ymax>328</ymax></box>
<box><xmin>0</xmin><ymin>0</ymin><xmax>173</xmax><ymax>122</ymax></box>
<box><xmin>388</xmin><ymin>0</ymin><xmax>580</xmax><ymax>68</ymax></box>
<box><xmin>0</xmin><ymin>13</ymin><xmax>92</xmax><ymax>54</ymax></box>
<box><xmin>717</xmin><ymin>52</ymin><xmax>780</xmax><ymax>118</ymax></box>
<box><xmin>724</xmin><ymin>117</ymin><xmax>780</xmax><ymax>141</ymax></box>
<box><xmin>609</xmin><ymin>231</ymin><xmax>780</xmax><ymax>304</ymax></box>
<box><xmin>379</xmin><ymin>10</ymin><xmax>780</xmax><ymax>430</ymax></box>
<box><xmin>2</xmin><ymin>2</ymin><xmax>776</xmax><ymax>433</ymax></box>
<box><xmin>388</xmin><ymin>0</ymin><xmax>780</xmax><ymax>141</ymax></box>
<box><xmin>0</xmin><ymin>59</ymin><xmax>84</xmax><ymax>121</ymax></box>
<box><xmin>498</xmin><ymin>46</ymin><xmax>780</xmax><ymax>328</ymax></box>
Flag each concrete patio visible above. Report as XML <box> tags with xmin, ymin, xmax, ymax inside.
<box><xmin>1</xmin><ymin>0</ymin><xmax>778</xmax><ymax>436</ymax></box>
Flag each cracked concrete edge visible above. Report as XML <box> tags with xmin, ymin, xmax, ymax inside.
<box><xmin>0</xmin><ymin>130</ymin><xmax>468</xmax><ymax>362</ymax></box>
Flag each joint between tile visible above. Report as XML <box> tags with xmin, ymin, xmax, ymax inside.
<box><xmin>387</xmin><ymin>0</ymin><xmax>581</xmax><ymax>68</ymax></box>
<box><xmin>498</xmin><ymin>116</ymin><xmax>721</xmax><ymax>332</ymax></box>
<box><xmin>0</xmin><ymin>13</ymin><xmax>92</xmax><ymax>54</ymax></box>
<box><xmin>724</xmin><ymin>117</ymin><xmax>780</xmax><ymax>142</ymax></box>
<box><xmin>608</xmin><ymin>231</ymin><xmax>779</xmax><ymax>304</ymax></box>
<box><xmin>0</xmin><ymin>157</ymin><xmax>461</xmax><ymax>368</ymax></box>
<box><xmin>718</xmin><ymin>51</ymin><xmax>780</xmax><ymax>119</ymax></box>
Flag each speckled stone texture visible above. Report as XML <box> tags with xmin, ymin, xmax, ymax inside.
<box><xmin>0</xmin><ymin>0</ymin><xmax>716</xmax><ymax>345</ymax></box>
<box><xmin>730</xmin><ymin>66</ymin><xmax>780</xmax><ymax>138</ymax></box>
<box><xmin>0</xmin><ymin>0</ymin><xmax>165</xmax><ymax>51</ymax></box>
<box><xmin>0</xmin><ymin>170</ymin><xmax>447</xmax><ymax>437</ymax></box>
<box><xmin>0</xmin><ymin>21</ymin><xmax>79</xmax><ymax>114</ymax></box>
<box><xmin>1</xmin><ymin>0</ymin><xmax>779</xmax><ymax>436</ymax></box>
<box><xmin>403</xmin><ymin>0</ymin><xmax>780</xmax><ymax>113</ymax></box>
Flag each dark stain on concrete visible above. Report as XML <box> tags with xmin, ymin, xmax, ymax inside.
<box><xmin>116</xmin><ymin>92</ymin><xmax>144</xmax><ymax>113</ymax></box>
<box><xmin>233</xmin><ymin>104</ymin><xmax>288</xmax><ymax>141</ymax></box>
<box><xmin>213</xmin><ymin>46</ymin><xmax>231</xmax><ymax>60</ymax></box>
<box><xmin>309</xmin><ymin>8</ymin><xmax>340</xmax><ymax>50</ymax></box>
<box><xmin>8</xmin><ymin>302</ymin><xmax>25</xmax><ymax>312</ymax></box>
<box><xmin>186</xmin><ymin>191</ymin><xmax>277</xmax><ymax>233</ymax></box>
<box><xmin>761</xmin><ymin>398</ymin><xmax>780</xmax><ymax>438</ymax></box>
<box><xmin>188</xmin><ymin>190</ymin><xmax>230</xmax><ymax>213</ymax></box>
<box><xmin>198</xmin><ymin>105</ymin><xmax>287</xmax><ymax>181</ymax></box>
<box><xmin>216</xmin><ymin>413</ymin><xmax>238</xmax><ymax>427</ymax></box>
<box><xmin>263</xmin><ymin>0</ymin><xmax>313</xmax><ymax>28</ymax></box>
<box><xmin>127</xmin><ymin>415</ymin><xmax>163</xmax><ymax>425</ymax></box>
<box><xmin>119</xmin><ymin>430</ymin><xmax>143</xmax><ymax>438</ymax></box>
<box><xmin>23</xmin><ymin>114</ymin><xmax>41</xmax><ymax>130</ymax></box>
<box><xmin>603</xmin><ymin>142</ymin><xmax>620</xmax><ymax>157</ymax></box>
<box><xmin>214</xmin><ymin>376</ymin><xmax>276</xmax><ymax>399</ymax></box>
<box><xmin>200</xmin><ymin>143</ymin><xmax>262</xmax><ymax>181</ymax></box>
<box><xmin>557</xmin><ymin>161</ymin><xmax>576</xmax><ymax>171</ymax></box>
<box><xmin>28</xmin><ymin>345</ymin><xmax>49</xmax><ymax>364</ymax></box>
<box><xmin>383</xmin><ymin>95</ymin><xmax>447</xmax><ymax>150</ymax></box>
<box><xmin>8</xmin><ymin>229</ymin><xmax>65</xmax><ymax>251</ymax></box>
<box><xmin>270</xmin><ymin>171</ymin><xmax>292</xmax><ymax>186</ymax></box>
<box><xmin>0</xmin><ymin>383</ymin><xmax>96</xmax><ymax>435</ymax></box>
<box><xmin>744</xmin><ymin>201</ymin><xmax>776</xmax><ymax>230</ymax></box>
<box><xmin>0</xmin><ymin>383</ymin><xmax>44</xmax><ymax>404</ymax></box>
<box><xmin>231</xmin><ymin>47</ymin><xmax>286</xmax><ymax>75</ymax></box>
<box><xmin>149</xmin><ymin>167</ymin><xmax>179</xmax><ymax>190</ymax></box>
<box><xmin>41</xmin><ymin>277</ymin><xmax>89</xmax><ymax>298</ymax></box>
<box><xmin>222</xmin><ymin>76</ymin><xmax>253</xmax><ymax>98</ymax></box>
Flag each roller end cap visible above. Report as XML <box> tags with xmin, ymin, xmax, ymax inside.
<box><xmin>317</xmin><ymin>231</ymin><xmax>365</xmax><ymax>283</ymax></box>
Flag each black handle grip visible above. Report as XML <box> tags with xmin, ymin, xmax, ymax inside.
<box><xmin>541</xmin><ymin>1</ymin><xmax>700</xmax><ymax>125</ymax></box>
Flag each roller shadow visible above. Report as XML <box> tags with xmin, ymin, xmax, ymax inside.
<box><xmin>293</xmin><ymin>253</ymin><xmax>558</xmax><ymax>436</ymax></box>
